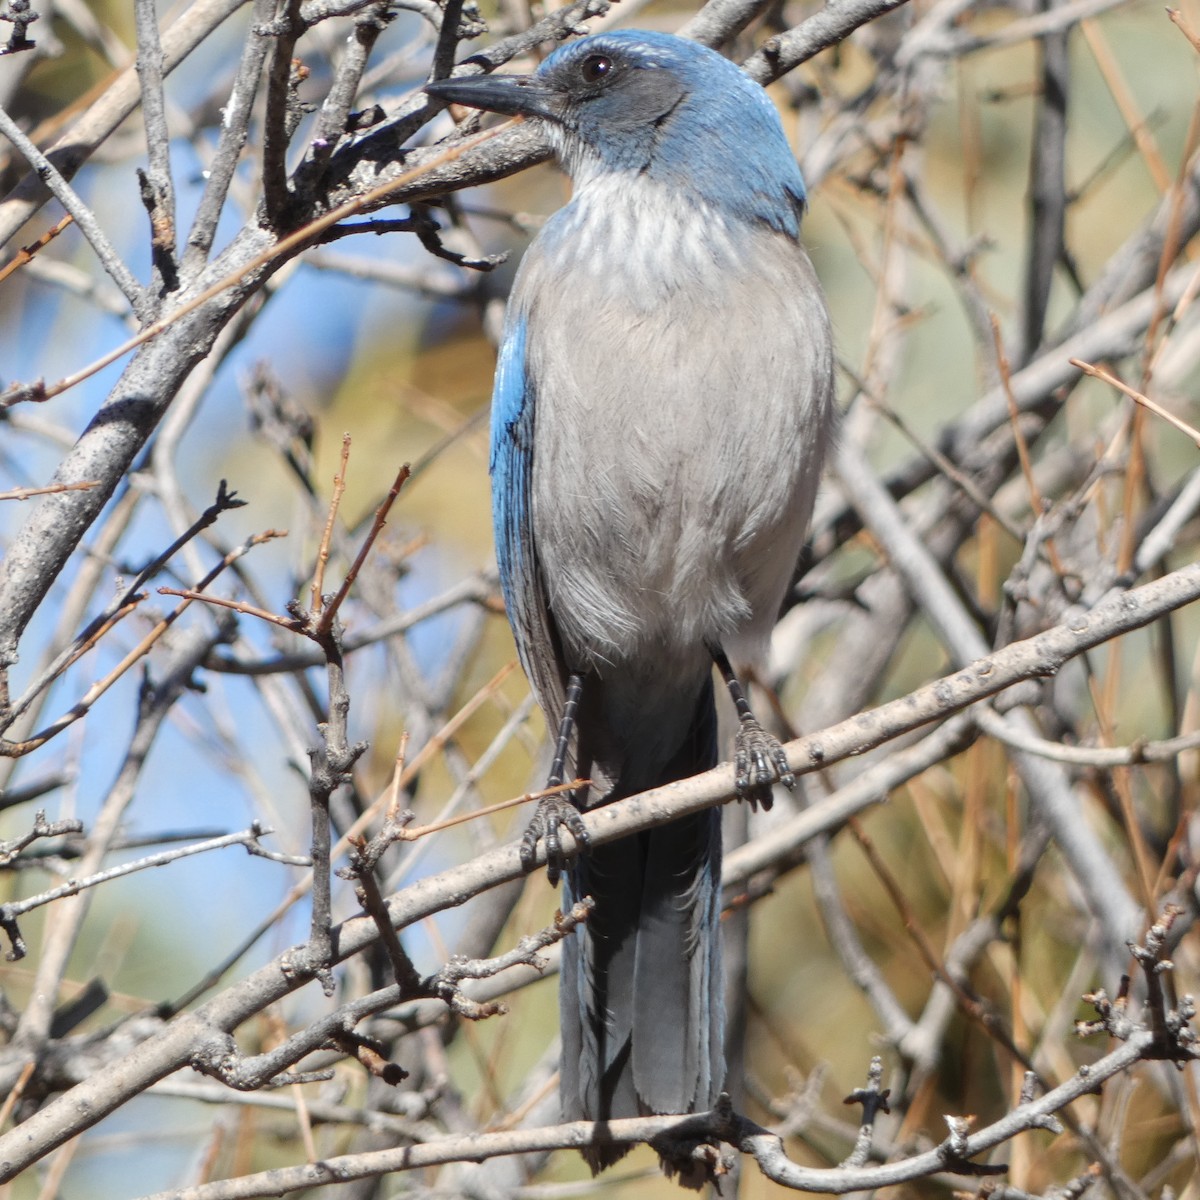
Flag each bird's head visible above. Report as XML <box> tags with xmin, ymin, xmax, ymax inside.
<box><xmin>425</xmin><ymin>30</ymin><xmax>807</xmax><ymax>235</ymax></box>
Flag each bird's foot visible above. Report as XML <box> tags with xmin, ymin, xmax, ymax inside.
<box><xmin>520</xmin><ymin>792</ymin><xmax>589</xmax><ymax>886</ymax></box>
<box><xmin>734</xmin><ymin>716</ymin><xmax>794</xmax><ymax>811</ymax></box>
<box><xmin>653</xmin><ymin>1134</ymin><xmax>729</xmax><ymax>1190</ymax></box>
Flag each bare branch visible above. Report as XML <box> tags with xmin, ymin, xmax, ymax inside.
<box><xmin>0</xmin><ymin>824</ymin><xmax>290</xmax><ymax>961</ymax></box>
<box><xmin>134</xmin><ymin>0</ymin><xmax>178</xmax><ymax>296</ymax></box>
<box><xmin>0</xmin><ymin>102</ymin><xmax>145</xmax><ymax>315</ymax></box>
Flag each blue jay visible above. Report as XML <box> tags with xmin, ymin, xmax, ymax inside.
<box><xmin>426</xmin><ymin>30</ymin><xmax>833</xmax><ymax>1175</ymax></box>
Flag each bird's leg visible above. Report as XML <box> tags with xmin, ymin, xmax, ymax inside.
<box><xmin>521</xmin><ymin>671</ymin><xmax>590</xmax><ymax>885</ymax></box>
<box><xmin>710</xmin><ymin>645</ymin><xmax>794</xmax><ymax>810</ymax></box>
<box><xmin>546</xmin><ymin>672</ymin><xmax>583</xmax><ymax>790</ymax></box>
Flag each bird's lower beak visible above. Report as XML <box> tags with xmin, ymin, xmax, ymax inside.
<box><xmin>424</xmin><ymin>73</ymin><xmax>561</xmax><ymax>123</ymax></box>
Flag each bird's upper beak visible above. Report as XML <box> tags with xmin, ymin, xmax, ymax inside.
<box><xmin>424</xmin><ymin>73</ymin><xmax>561</xmax><ymax>123</ymax></box>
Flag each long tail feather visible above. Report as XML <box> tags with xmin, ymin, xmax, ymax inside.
<box><xmin>559</xmin><ymin>675</ymin><xmax>723</xmax><ymax>1174</ymax></box>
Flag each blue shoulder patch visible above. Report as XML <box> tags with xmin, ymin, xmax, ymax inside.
<box><xmin>490</xmin><ymin>312</ymin><xmax>534</xmax><ymax>619</ymax></box>
<box><xmin>486</xmin><ymin>308</ymin><xmax>567</xmax><ymax>718</ymax></box>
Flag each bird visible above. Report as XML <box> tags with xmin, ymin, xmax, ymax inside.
<box><xmin>426</xmin><ymin>29</ymin><xmax>834</xmax><ymax>1178</ymax></box>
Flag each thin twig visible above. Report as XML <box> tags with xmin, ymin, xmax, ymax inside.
<box><xmin>1072</xmin><ymin>356</ymin><xmax>1200</xmax><ymax>448</ymax></box>
<box><xmin>316</xmin><ymin>461</ymin><xmax>410</xmax><ymax>633</ymax></box>
<box><xmin>310</xmin><ymin>433</ymin><xmax>351</xmax><ymax>618</ymax></box>
<box><xmin>398</xmin><ymin>779</ymin><xmax>585</xmax><ymax>841</ymax></box>
<box><xmin>0</xmin><ymin>825</ymin><xmax>290</xmax><ymax>946</ymax></box>
<box><xmin>1</xmin><ymin>530</ymin><xmax>284</xmax><ymax>756</ymax></box>
<box><xmin>1169</xmin><ymin>6</ymin><xmax>1200</xmax><ymax>55</ymax></box>
<box><xmin>0</xmin><ymin>214</ymin><xmax>72</xmax><ymax>285</ymax></box>
<box><xmin>0</xmin><ymin>480</ymin><xmax>101</xmax><ymax>501</ymax></box>
<box><xmin>991</xmin><ymin>314</ymin><xmax>1056</xmax><ymax>556</ymax></box>
<box><xmin>0</xmin><ymin>102</ymin><xmax>145</xmax><ymax>316</ymax></box>
<box><xmin>157</xmin><ymin>586</ymin><xmax>301</xmax><ymax>630</ymax></box>
<box><xmin>1</xmin><ymin>480</ymin><xmax>251</xmax><ymax>733</ymax></box>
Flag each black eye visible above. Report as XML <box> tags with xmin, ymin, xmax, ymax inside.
<box><xmin>579</xmin><ymin>54</ymin><xmax>613</xmax><ymax>83</ymax></box>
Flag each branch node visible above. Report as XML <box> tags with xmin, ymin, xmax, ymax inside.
<box><xmin>840</xmin><ymin>1055</ymin><xmax>891</xmax><ymax>1167</ymax></box>
<box><xmin>0</xmin><ymin>0</ymin><xmax>37</xmax><ymax>54</ymax></box>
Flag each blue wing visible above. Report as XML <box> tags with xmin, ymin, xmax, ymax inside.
<box><xmin>491</xmin><ymin>308</ymin><xmax>567</xmax><ymax>726</ymax></box>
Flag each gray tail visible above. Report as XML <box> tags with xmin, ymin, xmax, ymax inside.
<box><xmin>559</xmin><ymin>675</ymin><xmax>724</xmax><ymax>1176</ymax></box>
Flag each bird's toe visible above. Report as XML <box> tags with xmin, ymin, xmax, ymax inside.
<box><xmin>520</xmin><ymin>793</ymin><xmax>589</xmax><ymax>885</ymax></box>
<box><xmin>733</xmin><ymin>717</ymin><xmax>792</xmax><ymax>812</ymax></box>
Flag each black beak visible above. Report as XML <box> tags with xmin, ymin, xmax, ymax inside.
<box><xmin>424</xmin><ymin>73</ymin><xmax>561</xmax><ymax>123</ymax></box>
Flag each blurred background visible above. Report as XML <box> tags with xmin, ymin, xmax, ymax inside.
<box><xmin>1</xmin><ymin>0</ymin><xmax>1199</xmax><ymax>1196</ymax></box>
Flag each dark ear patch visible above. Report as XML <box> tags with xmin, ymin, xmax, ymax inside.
<box><xmin>598</xmin><ymin>68</ymin><xmax>688</xmax><ymax>130</ymax></box>
<box><xmin>609</xmin><ymin>68</ymin><xmax>686</xmax><ymax>129</ymax></box>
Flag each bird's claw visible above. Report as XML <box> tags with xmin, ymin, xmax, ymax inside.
<box><xmin>520</xmin><ymin>793</ymin><xmax>589</xmax><ymax>886</ymax></box>
<box><xmin>734</xmin><ymin>716</ymin><xmax>794</xmax><ymax>811</ymax></box>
